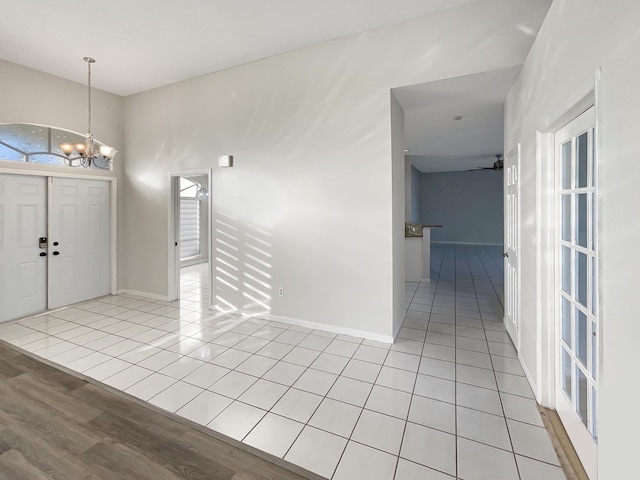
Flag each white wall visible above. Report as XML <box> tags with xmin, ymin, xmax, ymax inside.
<box><xmin>504</xmin><ymin>0</ymin><xmax>640</xmax><ymax>477</ymax></box>
<box><xmin>0</xmin><ymin>59</ymin><xmax>125</xmax><ymax>283</ymax></box>
<box><xmin>391</xmin><ymin>93</ymin><xmax>405</xmax><ymax>338</ymax></box>
<box><xmin>122</xmin><ymin>0</ymin><xmax>549</xmax><ymax>340</ymax></box>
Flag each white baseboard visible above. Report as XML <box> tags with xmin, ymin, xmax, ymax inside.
<box><xmin>212</xmin><ymin>307</ymin><xmax>394</xmax><ymax>345</ymax></box>
<box><xmin>431</xmin><ymin>241</ymin><xmax>504</xmax><ymax>246</ymax></box>
<box><xmin>115</xmin><ymin>289</ymin><xmax>171</xmax><ymax>302</ymax></box>
<box><xmin>519</xmin><ymin>353</ymin><xmax>541</xmax><ymax>403</ymax></box>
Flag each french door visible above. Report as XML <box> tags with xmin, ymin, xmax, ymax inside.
<box><xmin>555</xmin><ymin>106</ymin><xmax>598</xmax><ymax>479</ymax></box>
<box><xmin>0</xmin><ymin>174</ymin><xmax>111</xmax><ymax>322</ymax></box>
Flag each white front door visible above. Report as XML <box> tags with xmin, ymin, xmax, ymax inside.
<box><xmin>48</xmin><ymin>177</ymin><xmax>111</xmax><ymax>309</ymax></box>
<box><xmin>555</xmin><ymin>106</ymin><xmax>598</xmax><ymax>479</ymax></box>
<box><xmin>504</xmin><ymin>146</ymin><xmax>520</xmax><ymax>348</ymax></box>
<box><xmin>0</xmin><ymin>175</ymin><xmax>47</xmax><ymax>322</ymax></box>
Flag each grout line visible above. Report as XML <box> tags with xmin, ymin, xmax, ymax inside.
<box><xmin>0</xmin><ymin>246</ymin><xmax>560</xmax><ymax>480</ymax></box>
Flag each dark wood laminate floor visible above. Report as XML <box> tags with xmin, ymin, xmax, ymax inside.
<box><xmin>0</xmin><ymin>341</ymin><xmax>310</xmax><ymax>480</ymax></box>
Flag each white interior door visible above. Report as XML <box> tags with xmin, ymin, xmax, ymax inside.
<box><xmin>504</xmin><ymin>146</ymin><xmax>520</xmax><ymax>348</ymax></box>
<box><xmin>555</xmin><ymin>106</ymin><xmax>598</xmax><ymax>479</ymax></box>
<box><xmin>0</xmin><ymin>174</ymin><xmax>47</xmax><ymax>322</ymax></box>
<box><xmin>48</xmin><ymin>177</ymin><xmax>110</xmax><ymax>309</ymax></box>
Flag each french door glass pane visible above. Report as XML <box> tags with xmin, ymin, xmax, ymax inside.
<box><xmin>562</xmin><ymin>297</ymin><xmax>572</xmax><ymax>346</ymax></box>
<box><xmin>591</xmin><ymin>193</ymin><xmax>596</xmax><ymax>250</ymax></box>
<box><xmin>591</xmin><ymin>256</ymin><xmax>597</xmax><ymax>315</ymax></box>
<box><xmin>576</xmin><ymin>366</ymin><xmax>588</xmax><ymax>426</ymax></box>
<box><xmin>576</xmin><ymin>132</ymin><xmax>588</xmax><ymax>188</ymax></box>
<box><xmin>562</xmin><ymin>141</ymin><xmax>572</xmax><ymax>189</ymax></box>
<box><xmin>562</xmin><ymin>246</ymin><xmax>571</xmax><ymax>294</ymax></box>
<box><xmin>590</xmin><ymin>130</ymin><xmax>596</xmax><ymax>188</ymax></box>
<box><xmin>576</xmin><ymin>194</ymin><xmax>587</xmax><ymax>248</ymax></box>
<box><xmin>576</xmin><ymin>308</ymin><xmax>588</xmax><ymax>367</ymax></box>
<box><xmin>575</xmin><ymin>251</ymin><xmax>587</xmax><ymax>306</ymax></box>
<box><xmin>562</xmin><ymin>195</ymin><xmax>571</xmax><ymax>241</ymax></box>
<box><xmin>562</xmin><ymin>348</ymin><xmax>572</xmax><ymax>397</ymax></box>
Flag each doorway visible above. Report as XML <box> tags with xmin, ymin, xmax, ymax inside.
<box><xmin>0</xmin><ymin>173</ymin><xmax>112</xmax><ymax>322</ymax></box>
<box><xmin>554</xmin><ymin>106</ymin><xmax>598</xmax><ymax>479</ymax></box>
<box><xmin>169</xmin><ymin>170</ymin><xmax>212</xmax><ymax>306</ymax></box>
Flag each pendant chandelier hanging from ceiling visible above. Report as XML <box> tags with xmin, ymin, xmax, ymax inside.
<box><xmin>59</xmin><ymin>57</ymin><xmax>117</xmax><ymax>169</ymax></box>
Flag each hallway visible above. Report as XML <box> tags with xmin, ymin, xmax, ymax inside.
<box><xmin>0</xmin><ymin>246</ymin><xmax>565</xmax><ymax>479</ymax></box>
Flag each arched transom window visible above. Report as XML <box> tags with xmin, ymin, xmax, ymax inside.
<box><xmin>0</xmin><ymin>123</ymin><xmax>111</xmax><ymax>170</ymax></box>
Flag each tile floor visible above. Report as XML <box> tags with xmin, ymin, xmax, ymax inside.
<box><xmin>0</xmin><ymin>246</ymin><xmax>567</xmax><ymax>480</ymax></box>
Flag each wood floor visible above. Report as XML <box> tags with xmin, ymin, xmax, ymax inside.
<box><xmin>0</xmin><ymin>341</ymin><xmax>311</xmax><ymax>480</ymax></box>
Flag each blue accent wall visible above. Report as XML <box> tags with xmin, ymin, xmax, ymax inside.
<box><xmin>416</xmin><ymin>169</ymin><xmax>503</xmax><ymax>245</ymax></box>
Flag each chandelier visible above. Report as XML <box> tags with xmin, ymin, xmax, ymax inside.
<box><xmin>59</xmin><ymin>57</ymin><xmax>117</xmax><ymax>169</ymax></box>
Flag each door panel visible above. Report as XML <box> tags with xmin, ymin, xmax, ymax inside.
<box><xmin>504</xmin><ymin>146</ymin><xmax>520</xmax><ymax>348</ymax></box>
<box><xmin>555</xmin><ymin>106</ymin><xmax>598</xmax><ymax>479</ymax></box>
<box><xmin>0</xmin><ymin>174</ymin><xmax>47</xmax><ymax>322</ymax></box>
<box><xmin>49</xmin><ymin>177</ymin><xmax>110</xmax><ymax>309</ymax></box>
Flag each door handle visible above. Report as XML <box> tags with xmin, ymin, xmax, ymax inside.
<box><xmin>503</xmin><ymin>251</ymin><xmax>509</xmax><ymax>258</ymax></box>
<box><xmin>52</xmin><ymin>251</ymin><xmax>60</xmax><ymax>256</ymax></box>
<box><xmin>39</xmin><ymin>252</ymin><xmax>46</xmax><ymax>257</ymax></box>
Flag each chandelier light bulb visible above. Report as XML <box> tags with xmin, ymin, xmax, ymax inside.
<box><xmin>59</xmin><ymin>143</ymin><xmax>74</xmax><ymax>156</ymax></box>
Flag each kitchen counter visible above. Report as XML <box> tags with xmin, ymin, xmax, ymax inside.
<box><xmin>405</xmin><ymin>223</ymin><xmax>442</xmax><ymax>282</ymax></box>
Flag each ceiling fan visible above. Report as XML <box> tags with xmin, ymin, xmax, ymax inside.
<box><xmin>467</xmin><ymin>154</ymin><xmax>503</xmax><ymax>172</ymax></box>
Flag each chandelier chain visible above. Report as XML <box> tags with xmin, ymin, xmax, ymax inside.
<box><xmin>87</xmin><ymin>59</ymin><xmax>92</xmax><ymax>135</ymax></box>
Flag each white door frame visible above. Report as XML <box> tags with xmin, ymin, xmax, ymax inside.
<box><xmin>535</xmin><ymin>72</ymin><xmax>600</xmax><ymax>408</ymax></box>
<box><xmin>167</xmin><ymin>169</ymin><xmax>212</xmax><ymax>302</ymax></box>
<box><xmin>0</xmin><ymin>166</ymin><xmax>117</xmax><ymax>296</ymax></box>
<box><xmin>533</xmin><ymin>72</ymin><xmax>601</xmax><ymax>480</ymax></box>
<box><xmin>553</xmin><ymin>105</ymin><xmax>598</xmax><ymax>479</ymax></box>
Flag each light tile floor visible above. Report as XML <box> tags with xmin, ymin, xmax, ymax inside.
<box><xmin>0</xmin><ymin>248</ymin><xmax>567</xmax><ymax>480</ymax></box>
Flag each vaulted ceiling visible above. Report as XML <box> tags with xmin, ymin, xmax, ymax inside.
<box><xmin>0</xmin><ymin>0</ymin><xmax>474</xmax><ymax>96</ymax></box>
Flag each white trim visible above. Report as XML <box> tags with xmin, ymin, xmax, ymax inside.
<box><xmin>593</xmin><ymin>69</ymin><xmax>603</xmax><ymax>417</ymax></box>
<box><xmin>207</xmin><ymin>171</ymin><xmax>214</xmax><ymax>311</ymax></box>
<box><xmin>0</xmin><ymin>164</ymin><xmax>116</xmax><ymax>180</ymax></box>
<box><xmin>115</xmin><ymin>289</ymin><xmax>171</xmax><ymax>302</ymax></box>
<box><xmin>536</xmin><ymin>72</ymin><xmax>600</xmax><ymax>411</ymax></box>
<box><xmin>110</xmin><ymin>178</ymin><xmax>118</xmax><ymax>295</ymax></box>
<box><xmin>431</xmin><ymin>241</ymin><xmax>503</xmax><ymax>246</ymax></box>
<box><xmin>217</xmin><ymin>308</ymin><xmax>394</xmax><ymax>344</ymax></box>
<box><xmin>537</xmin><ymin>130</ymin><xmax>555</xmax><ymax>407</ymax></box>
<box><xmin>168</xmin><ymin>169</ymin><xmax>212</xmax><ymax>303</ymax></box>
<box><xmin>519</xmin><ymin>352</ymin><xmax>541</xmax><ymax>403</ymax></box>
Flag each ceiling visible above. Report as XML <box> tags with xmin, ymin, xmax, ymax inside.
<box><xmin>0</xmin><ymin>0</ymin><xmax>473</xmax><ymax>96</ymax></box>
<box><xmin>393</xmin><ymin>66</ymin><xmax>522</xmax><ymax>173</ymax></box>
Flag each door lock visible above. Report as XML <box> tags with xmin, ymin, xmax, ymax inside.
<box><xmin>39</xmin><ymin>237</ymin><xmax>48</xmax><ymax>249</ymax></box>
<box><xmin>503</xmin><ymin>251</ymin><xmax>509</xmax><ymax>258</ymax></box>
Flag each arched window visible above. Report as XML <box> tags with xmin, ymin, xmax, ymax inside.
<box><xmin>0</xmin><ymin>123</ymin><xmax>112</xmax><ymax>170</ymax></box>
